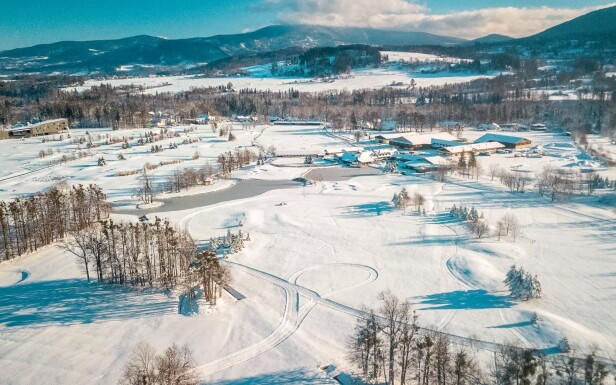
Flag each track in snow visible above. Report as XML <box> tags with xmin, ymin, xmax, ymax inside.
<box><xmin>196</xmin><ymin>262</ymin><xmax>377</xmax><ymax>378</ymax></box>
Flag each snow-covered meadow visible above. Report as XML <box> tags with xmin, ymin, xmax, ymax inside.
<box><xmin>1</xmin><ymin>122</ymin><xmax>616</xmax><ymax>384</ymax></box>
<box><xmin>68</xmin><ymin>67</ymin><xmax>498</xmax><ymax>95</ymax></box>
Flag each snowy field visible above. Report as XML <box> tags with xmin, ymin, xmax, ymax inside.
<box><xmin>0</xmin><ymin>123</ymin><xmax>273</xmax><ymax>207</ymax></box>
<box><xmin>381</xmin><ymin>51</ymin><xmax>473</xmax><ymax>64</ymax></box>
<box><xmin>1</xmin><ymin>123</ymin><xmax>616</xmax><ymax>384</ymax></box>
<box><xmin>68</xmin><ymin>68</ymin><xmax>497</xmax><ymax>94</ymax></box>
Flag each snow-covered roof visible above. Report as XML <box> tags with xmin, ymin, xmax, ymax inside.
<box><xmin>475</xmin><ymin>133</ymin><xmax>529</xmax><ymax>145</ymax></box>
<box><xmin>325</xmin><ymin>146</ymin><xmax>363</xmax><ymax>155</ymax></box>
<box><xmin>439</xmin><ymin>142</ymin><xmax>504</xmax><ymax>154</ymax></box>
<box><xmin>422</xmin><ymin>156</ymin><xmax>450</xmax><ymax>165</ymax></box>
<box><xmin>6</xmin><ymin>119</ymin><xmax>68</xmax><ymax>132</ymax></box>
<box><xmin>341</xmin><ymin>151</ymin><xmax>374</xmax><ymax>163</ymax></box>
<box><xmin>387</xmin><ymin>132</ymin><xmax>458</xmax><ymax>146</ymax></box>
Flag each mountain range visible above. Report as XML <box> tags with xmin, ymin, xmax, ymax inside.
<box><xmin>0</xmin><ymin>5</ymin><xmax>614</xmax><ymax>75</ymax></box>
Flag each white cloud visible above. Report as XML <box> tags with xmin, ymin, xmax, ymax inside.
<box><xmin>263</xmin><ymin>0</ymin><xmax>615</xmax><ymax>39</ymax></box>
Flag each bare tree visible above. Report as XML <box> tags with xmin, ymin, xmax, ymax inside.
<box><xmin>501</xmin><ymin>213</ymin><xmax>518</xmax><ymax>237</ymax></box>
<box><xmin>119</xmin><ymin>342</ymin><xmax>157</xmax><ymax>385</ymax></box>
<box><xmin>119</xmin><ymin>342</ymin><xmax>197</xmax><ymax>385</ymax></box>
<box><xmin>156</xmin><ymin>344</ymin><xmax>198</xmax><ymax>385</ymax></box>
<box><xmin>473</xmin><ymin>220</ymin><xmax>490</xmax><ymax>239</ymax></box>
<box><xmin>495</xmin><ymin>220</ymin><xmax>506</xmax><ymax>241</ymax></box>
<box><xmin>135</xmin><ymin>168</ymin><xmax>156</xmax><ymax>204</ymax></box>
<box><xmin>61</xmin><ymin>229</ymin><xmax>92</xmax><ymax>282</ymax></box>
<box><xmin>377</xmin><ymin>289</ymin><xmax>411</xmax><ymax>385</ymax></box>
<box><xmin>489</xmin><ymin>164</ymin><xmax>501</xmax><ymax>182</ymax></box>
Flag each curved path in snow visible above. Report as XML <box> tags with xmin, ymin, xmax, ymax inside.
<box><xmin>197</xmin><ymin>259</ymin><xmax>543</xmax><ymax>380</ymax></box>
<box><xmin>196</xmin><ymin>261</ymin><xmax>376</xmax><ymax>377</ymax></box>
<box><xmin>288</xmin><ymin>263</ymin><xmax>379</xmax><ymax>299</ymax></box>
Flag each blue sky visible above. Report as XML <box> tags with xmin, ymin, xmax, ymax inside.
<box><xmin>0</xmin><ymin>0</ymin><xmax>613</xmax><ymax>50</ymax></box>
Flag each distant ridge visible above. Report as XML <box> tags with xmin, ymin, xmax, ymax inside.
<box><xmin>468</xmin><ymin>34</ymin><xmax>513</xmax><ymax>45</ymax></box>
<box><xmin>525</xmin><ymin>5</ymin><xmax>616</xmax><ymax>41</ymax></box>
<box><xmin>0</xmin><ymin>25</ymin><xmax>465</xmax><ymax>74</ymax></box>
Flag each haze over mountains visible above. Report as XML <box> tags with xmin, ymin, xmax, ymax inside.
<box><xmin>0</xmin><ymin>5</ymin><xmax>614</xmax><ymax>75</ymax></box>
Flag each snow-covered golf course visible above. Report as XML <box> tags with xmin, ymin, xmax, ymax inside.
<box><xmin>1</xmin><ymin>121</ymin><xmax>615</xmax><ymax>384</ymax></box>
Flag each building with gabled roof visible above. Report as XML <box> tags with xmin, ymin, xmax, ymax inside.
<box><xmin>376</xmin><ymin>132</ymin><xmax>459</xmax><ymax>150</ymax></box>
<box><xmin>474</xmin><ymin>133</ymin><xmax>532</xmax><ymax>149</ymax></box>
<box><xmin>438</xmin><ymin>142</ymin><xmax>505</xmax><ymax>156</ymax></box>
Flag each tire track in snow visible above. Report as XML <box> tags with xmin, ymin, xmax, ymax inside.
<box><xmin>196</xmin><ymin>262</ymin><xmax>377</xmax><ymax>378</ymax></box>
<box><xmin>215</xmin><ymin>261</ymin><xmax>537</xmax><ymax>358</ymax></box>
<box><xmin>430</xmin><ymin>183</ymin><xmax>470</xmax><ymax>331</ymax></box>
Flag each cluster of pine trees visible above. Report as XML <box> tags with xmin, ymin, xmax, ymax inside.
<box><xmin>62</xmin><ymin>217</ymin><xmax>196</xmax><ymax>288</ymax></box>
<box><xmin>450</xmin><ymin>205</ymin><xmax>490</xmax><ymax>238</ymax></box>
<box><xmin>449</xmin><ymin>205</ymin><xmax>482</xmax><ymax>222</ymax></box>
<box><xmin>455</xmin><ymin>152</ymin><xmax>481</xmax><ymax>179</ymax></box>
<box><xmin>209</xmin><ymin>229</ymin><xmax>248</xmax><ymax>256</ymax></box>
<box><xmin>504</xmin><ymin>265</ymin><xmax>542</xmax><ymax>300</ymax></box>
<box><xmin>187</xmin><ymin>250</ymin><xmax>231</xmax><ymax>305</ymax></box>
<box><xmin>0</xmin><ymin>184</ymin><xmax>111</xmax><ymax>262</ymax></box>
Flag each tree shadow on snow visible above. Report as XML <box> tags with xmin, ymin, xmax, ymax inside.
<box><xmin>208</xmin><ymin>367</ymin><xmax>364</xmax><ymax>385</ymax></box>
<box><xmin>489</xmin><ymin>320</ymin><xmax>532</xmax><ymax>329</ymax></box>
<box><xmin>416</xmin><ymin>289</ymin><xmax>514</xmax><ymax>310</ymax></box>
<box><xmin>343</xmin><ymin>201</ymin><xmax>394</xmax><ymax>217</ymax></box>
<box><xmin>0</xmin><ymin>279</ymin><xmax>175</xmax><ymax>327</ymax></box>
<box><xmin>388</xmin><ymin>234</ymin><xmax>467</xmax><ymax>247</ymax></box>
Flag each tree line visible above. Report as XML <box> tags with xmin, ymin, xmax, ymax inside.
<box><xmin>348</xmin><ymin>291</ymin><xmax>614</xmax><ymax>385</ymax></box>
<box><xmin>0</xmin><ymin>184</ymin><xmax>111</xmax><ymax>262</ymax></box>
<box><xmin>3</xmin><ymin>71</ymin><xmax>615</xmax><ymax>142</ymax></box>
<box><xmin>63</xmin><ymin>217</ymin><xmax>193</xmax><ymax>287</ymax></box>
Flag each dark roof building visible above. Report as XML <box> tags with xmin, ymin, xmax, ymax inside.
<box><xmin>474</xmin><ymin>133</ymin><xmax>532</xmax><ymax>149</ymax></box>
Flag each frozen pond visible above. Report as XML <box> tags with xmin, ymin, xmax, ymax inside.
<box><xmin>121</xmin><ymin>166</ymin><xmax>383</xmax><ymax>214</ymax></box>
<box><xmin>305</xmin><ymin>165</ymin><xmax>382</xmax><ymax>181</ymax></box>
<box><xmin>124</xmin><ymin>179</ymin><xmax>302</xmax><ymax>214</ymax></box>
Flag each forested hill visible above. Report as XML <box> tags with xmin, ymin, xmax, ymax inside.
<box><xmin>0</xmin><ymin>25</ymin><xmax>463</xmax><ymax>75</ymax></box>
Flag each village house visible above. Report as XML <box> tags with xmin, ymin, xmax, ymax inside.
<box><xmin>474</xmin><ymin>133</ymin><xmax>532</xmax><ymax>149</ymax></box>
<box><xmin>477</xmin><ymin>123</ymin><xmax>500</xmax><ymax>131</ymax></box>
<box><xmin>197</xmin><ymin>113</ymin><xmax>215</xmax><ymax>124</ymax></box>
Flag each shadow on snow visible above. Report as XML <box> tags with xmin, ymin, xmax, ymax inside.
<box><xmin>208</xmin><ymin>367</ymin><xmax>363</xmax><ymax>385</ymax></box>
<box><xmin>415</xmin><ymin>289</ymin><xmax>514</xmax><ymax>310</ymax></box>
<box><xmin>0</xmin><ymin>278</ymin><xmax>175</xmax><ymax>327</ymax></box>
<box><xmin>343</xmin><ymin>201</ymin><xmax>394</xmax><ymax>217</ymax></box>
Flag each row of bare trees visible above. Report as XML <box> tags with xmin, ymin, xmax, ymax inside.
<box><xmin>217</xmin><ymin>149</ymin><xmax>257</xmax><ymax>177</ymax></box>
<box><xmin>62</xmin><ymin>217</ymin><xmax>196</xmax><ymax>287</ymax></box>
<box><xmin>0</xmin><ymin>184</ymin><xmax>111</xmax><ymax>262</ymax></box>
<box><xmin>119</xmin><ymin>342</ymin><xmax>197</xmax><ymax>385</ymax></box>
<box><xmin>348</xmin><ymin>290</ymin><xmax>482</xmax><ymax>385</ymax></box>
<box><xmin>348</xmin><ymin>291</ymin><xmax>615</xmax><ymax>385</ymax></box>
<box><xmin>163</xmin><ymin>162</ymin><xmax>215</xmax><ymax>194</ymax></box>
